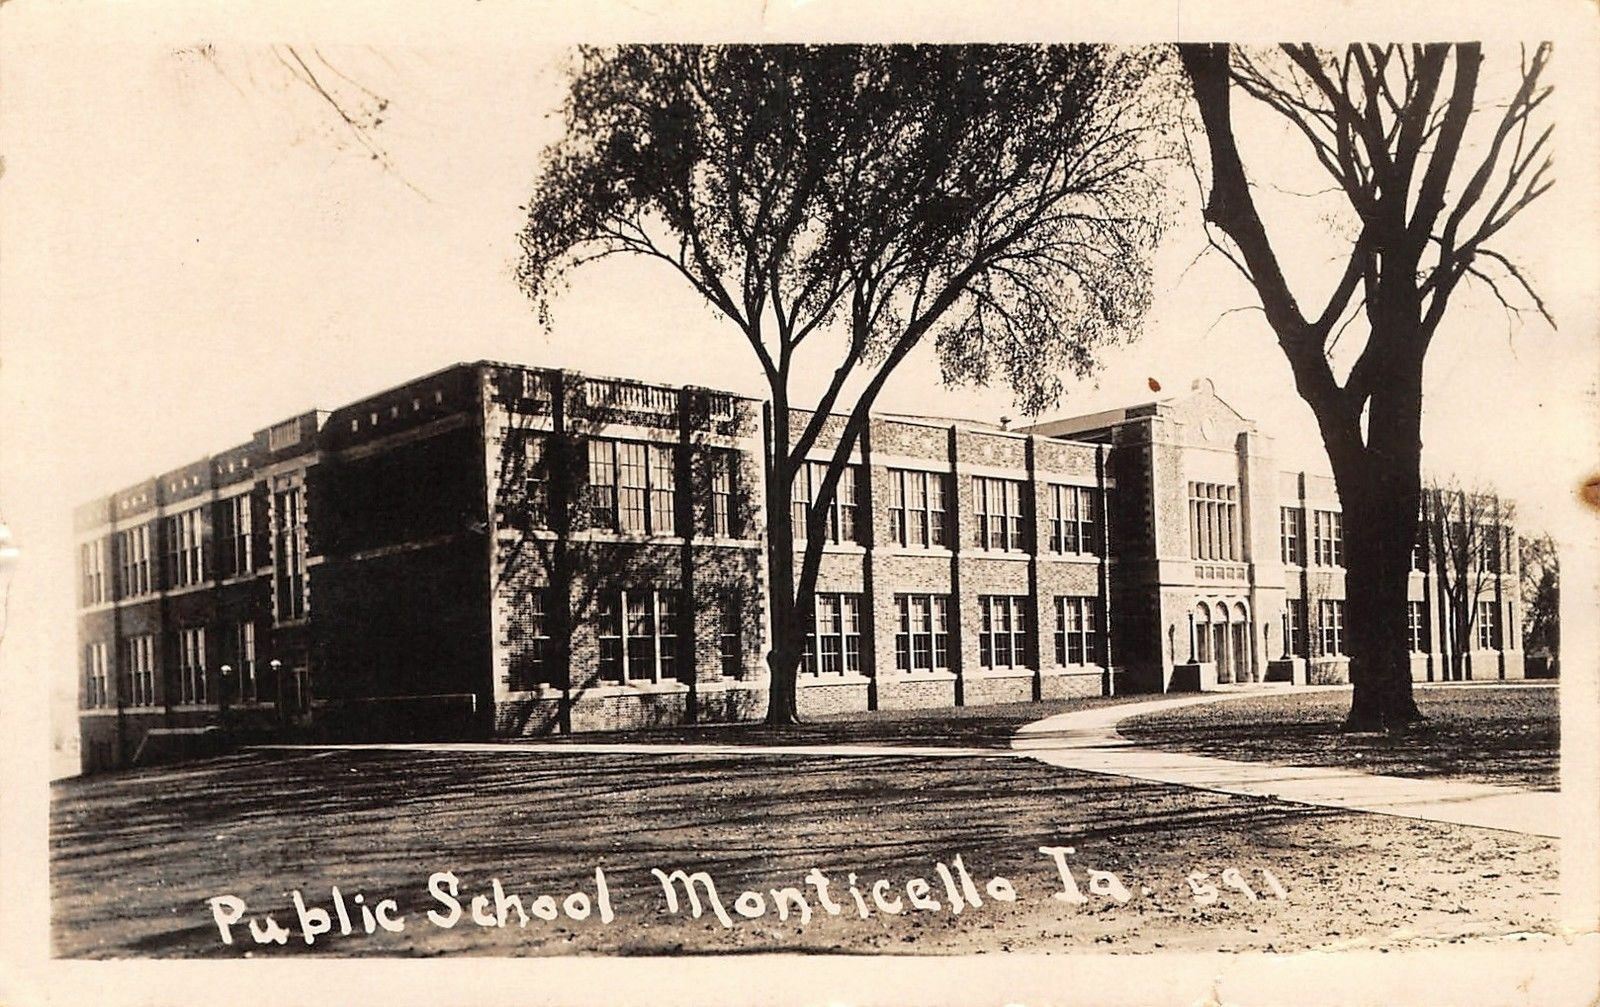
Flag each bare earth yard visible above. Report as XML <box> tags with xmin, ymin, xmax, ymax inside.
<box><xmin>1119</xmin><ymin>685</ymin><xmax>1559</xmax><ymax>791</ymax></box>
<box><xmin>53</xmin><ymin>717</ymin><xmax>1558</xmax><ymax>957</ymax></box>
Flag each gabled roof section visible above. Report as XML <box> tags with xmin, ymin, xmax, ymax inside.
<box><xmin>1021</xmin><ymin>378</ymin><xmax>1253</xmax><ymax>440</ymax></box>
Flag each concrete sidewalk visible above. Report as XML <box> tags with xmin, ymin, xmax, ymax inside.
<box><xmin>1011</xmin><ymin>688</ymin><xmax>1561</xmax><ymax>838</ymax></box>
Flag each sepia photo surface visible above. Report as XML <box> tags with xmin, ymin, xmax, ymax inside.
<box><xmin>1</xmin><ymin>2</ymin><xmax>1597</xmax><ymax>1004</ymax></box>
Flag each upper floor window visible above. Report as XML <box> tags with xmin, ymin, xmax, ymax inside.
<box><xmin>888</xmin><ymin>469</ymin><xmax>949</xmax><ymax>549</ymax></box>
<box><xmin>1312</xmin><ymin>510</ymin><xmax>1344</xmax><ymax>567</ymax></box>
<box><xmin>894</xmin><ymin>594</ymin><xmax>950</xmax><ymax>673</ymax></box>
<box><xmin>216</xmin><ymin>494</ymin><xmax>254</xmax><ymax>578</ymax></box>
<box><xmin>162</xmin><ymin>508</ymin><xmax>205</xmax><ymax>589</ymax></box>
<box><xmin>708</xmin><ymin>450</ymin><xmax>741</xmax><ymax>538</ymax></box>
<box><xmin>1407</xmin><ymin>600</ymin><xmax>1431</xmax><ymax>653</ymax></box>
<box><xmin>1318</xmin><ymin>599</ymin><xmax>1346</xmax><ymax>656</ymax></box>
<box><xmin>1280</xmin><ymin>507</ymin><xmax>1304</xmax><ymax>566</ymax></box>
<box><xmin>978</xmin><ymin>595</ymin><xmax>1029</xmax><ymax>669</ymax></box>
<box><xmin>1410</xmin><ymin>534</ymin><xmax>1427</xmax><ymax>572</ymax></box>
<box><xmin>1054</xmin><ymin>596</ymin><xmax>1102</xmax><ymax>666</ymax></box>
<box><xmin>792</xmin><ymin>462</ymin><xmax>862</xmax><ymax>545</ymax></box>
<box><xmin>1049</xmin><ymin>485</ymin><xmax>1101</xmax><ymax>556</ymax></box>
<box><xmin>588</xmin><ymin>439</ymin><xmax>677</xmax><ymax>536</ymax></box>
<box><xmin>597</xmin><ymin>588</ymin><xmax>680</xmax><ymax>683</ymax></box>
<box><xmin>115</xmin><ymin>524</ymin><xmax>152</xmax><ymax>599</ymax></box>
<box><xmin>274</xmin><ymin>485</ymin><xmax>307</xmax><ymax>622</ymax></box>
<box><xmin>973</xmin><ymin>477</ymin><xmax>1026</xmax><ymax>552</ymax></box>
<box><xmin>524</xmin><ymin>437</ymin><xmax>550</xmax><ymax>530</ymax></box>
<box><xmin>802</xmin><ymin>592</ymin><xmax>862</xmax><ymax>675</ymax></box>
<box><xmin>1189</xmin><ymin>482</ymin><xmax>1240</xmax><ymax>561</ymax></box>
<box><xmin>126</xmin><ymin>634</ymin><xmax>156</xmax><ymax>707</ymax></box>
<box><xmin>80</xmin><ymin>538</ymin><xmax>107</xmax><ymax>606</ymax></box>
<box><xmin>174</xmin><ymin>626</ymin><xmax>207</xmax><ymax>705</ymax></box>
<box><xmin>84</xmin><ymin>642</ymin><xmax>110</xmax><ymax>708</ymax></box>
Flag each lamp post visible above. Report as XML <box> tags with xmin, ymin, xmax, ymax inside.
<box><xmin>219</xmin><ymin>664</ymin><xmax>233</xmax><ymax>743</ymax></box>
<box><xmin>270</xmin><ymin>660</ymin><xmax>284</xmax><ymax>724</ymax></box>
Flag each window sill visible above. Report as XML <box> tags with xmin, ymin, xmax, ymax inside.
<box><xmin>883</xmin><ymin>669</ymin><xmax>957</xmax><ymax>682</ymax></box>
<box><xmin>799</xmin><ymin>673</ymin><xmax>871</xmax><ymax>687</ymax></box>
<box><xmin>965</xmin><ymin>549</ymin><xmax>1030</xmax><ymax>561</ymax></box>
<box><xmin>1037</xmin><ymin>552</ymin><xmax>1104</xmax><ymax>564</ymax></box>
<box><xmin>967</xmin><ymin>666</ymin><xmax>1035</xmax><ymax>679</ymax></box>
<box><xmin>879</xmin><ymin>546</ymin><xmax>954</xmax><ymax>558</ymax></box>
<box><xmin>793</xmin><ymin>542</ymin><xmax>867</xmax><ymax>555</ymax></box>
<box><xmin>569</xmin><ymin>531</ymin><xmax>687</xmax><ymax>546</ymax></box>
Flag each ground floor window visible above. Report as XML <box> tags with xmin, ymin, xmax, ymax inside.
<box><xmin>84</xmin><ymin>642</ymin><xmax>109</xmax><ymax>708</ymax></box>
<box><xmin>597</xmin><ymin>588</ymin><xmax>680</xmax><ymax>684</ymax></box>
<box><xmin>1407</xmin><ymin>600</ymin><xmax>1431</xmax><ymax>653</ymax></box>
<box><xmin>893</xmin><ymin>594</ymin><xmax>950</xmax><ymax>672</ymax></box>
<box><xmin>233</xmin><ymin>621</ymin><xmax>259</xmax><ymax>703</ymax></box>
<box><xmin>1477</xmin><ymin>600</ymin><xmax>1501</xmax><ymax>650</ymax></box>
<box><xmin>1283</xmin><ymin>599</ymin><xmax>1306</xmax><ymax>658</ymax></box>
<box><xmin>803</xmin><ymin>593</ymin><xmax>862</xmax><ymax>675</ymax></box>
<box><xmin>1053</xmin><ymin>596</ymin><xmax>1101</xmax><ymax>666</ymax></box>
<box><xmin>978</xmin><ymin>595</ymin><xmax>1029</xmax><ymax>670</ymax></box>
<box><xmin>127</xmin><ymin>635</ymin><xmax>156</xmax><ymax>707</ymax></box>
<box><xmin>1318</xmin><ymin>600</ymin><xmax>1346</xmax><ymax>656</ymax></box>
<box><xmin>511</xmin><ymin>589</ymin><xmax>555</xmax><ymax>689</ymax></box>
<box><xmin>175</xmin><ymin>627</ymin><xmax>206</xmax><ymax>704</ymax></box>
<box><xmin>717</xmin><ymin>597</ymin><xmax>743</xmax><ymax>679</ymax></box>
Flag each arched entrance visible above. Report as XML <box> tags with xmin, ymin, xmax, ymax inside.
<box><xmin>1231</xmin><ymin>602</ymin><xmax>1251</xmax><ymax>683</ymax></box>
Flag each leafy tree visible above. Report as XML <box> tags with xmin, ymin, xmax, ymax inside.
<box><xmin>518</xmin><ymin>45</ymin><xmax>1169</xmax><ymax>723</ymax></box>
<box><xmin>1178</xmin><ymin>43</ymin><xmax>1554</xmax><ymax>730</ymax></box>
<box><xmin>1518</xmin><ymin>529</ymin><xmax>1559</xmax><ymax>669</ymax></box>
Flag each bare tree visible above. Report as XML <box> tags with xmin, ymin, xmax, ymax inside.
<box><xmin>1178</xmin><ymin>43</ymin><xmax>1554</xmax><ymax>730</ymax></box>
<box><xmin>1518</xmin><ymin>529</ymin><xmax>1559</xmax><ymax>670</ymax></box>
<box><xmin>1421</xmin><ymin>480</ymin><xmax>1510</xmax><ymax>681</ymax></box>
<box><xmin>518</xmin><ymin>45</ymin><xmax>1170</xmax><ymax>723</ymax></box>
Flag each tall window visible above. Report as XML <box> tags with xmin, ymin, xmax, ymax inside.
<box><xmin>1481</xmin><ymin>526</ymin><xmax>1503</xmax><ymax>573</ymax></box>
<box><xmin>175</xmin><ymin>626</ymin><xmax>206</xmax><ymax>704</ymax></box>
<box><xmin>510</xmin><ymin>589</ymin><xmax>552</xmax><ymax>689</ymax></box>
<box><xmin>1054</xmin><ymin>596</ymin><xmax>1102</xmax><ymax>666</ymax></box>
<box><xmin>84</xmin><ymin>642</ymin><xmax>109</xmax><ymax>708</ymax></box>
<box><xmin>234</xmin><ymin>621</ymin><xmax>259</xmax><ymax>703</ymax></box>
<box><xmin>115</xmin><ymin>524</ymin><xmax>152</xmax><ymax>598</ymax></box>
<box><xmin>1188</xmin><ymin>483</ymin><xmax>1240</xmax><ymax>561</ymax></box>
<box><xmin>1280</xmin><ymin>507</ymin><xmax>1304</xmax><ymax>566</ymax></box>
<box><xmin>792</xmin><ymin>463</ymin><xmax>863</xmax><ymax>544</ymax></box>
<box><xmin>80</xmin><ymin>539</ymin><xmax>107</xmax><ymax>606</ymax></box>
<box><xmin>162</xmin><ymin>508</ymin><xmax>205</xmax><ymax>589</ymax></box>
<box><xmin>588</xmin><ymin>439</ymin><xmax>677</xmax><ymax>535</ymax></box>
<box><xmin>803</xmin><ymin>593</ymin><xmax>862</xmax><ymax>675</ymax></box>
<box><xmin>717</xmin><ymin>597</ymin><xmax>743</xmax><ymax>679</ymax></box>
<box><xmin>597</xmin><ymin>589</ymin><xmax>680</xmax><ymax>683</ymax></box>
<box><xmin>894</xmin><ymin>594</ymin><xmax>950</xmax><ymax>672</ymax></box>
<box><xmin>1407</xmin><ymin>601</ymin><xmax>1430</xmax><ymax>653</ymax></box>
<box><xmin>1312</xmin><ymin>510</ymin><xmax>1344</xmax><ymax>567</ymax></box>
<box><xmin>1318</xmin><ymin>600</ymin><xmax>1346</xmax><ymax>656</ymax></box>
<box><xmin>708</xmin><ymin>451</ymin><xmax>740</xmax><ymax>538</ymax></box>
<box><xmin>524</xmin><ymin>437</ymin><xmax>549</xmax><ymax>529</ymax></box>
<box><xmin>973</xmin><ymin>477</ymin><xmax>1027</xmax><ymax>552</ymax></box>
<box><xmin>1049</xmin><ymin>485</ymin><xmax>1101</xmax><ymax>556</ymax></box>
<box><xmin>1409</xmin><ymin>533</ymin><xmax>1427</xmax><ymax>572</ymax></box>
<box><xmin>1477</xmin><ymin>600</ymin><xmax>1501</xmax><ymax>650</ymax></box>
<box><xmin>978</xmin><ymin>595</ymin><xmax>1029</xmax><ymax>670</ymax></box>
<box><xmin>274</xmin><ymin>485</ymin><xmax>307</xmax><ymax>621</ymax></box>
<box><xmin>888</xmin><ymin>470</ymin><xmax>949</xmax><ymax>548</ymax></box>
<box><xmin>216</xmin><ymin>494</ymin><xmax>253</xmax><ymax>578</ymax></box>
<box><xmin>126</xmin><ymin>634</ymin><xmax>156</xmax><ymax>707</ymax></box>
<box><xmin>1283</xmin><ymin>599</ymin><xmax>1307</xmax><ymax>657</ymax></box>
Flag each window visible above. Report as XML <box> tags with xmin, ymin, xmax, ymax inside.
<box><xmin>1054</xmin><ymin>596</ymin><xmax>1102</xmax><ymax>666</ymax></box>
<box><xmin>588</xmin><ymin>439</ymin><xmax>677</xmax><ymax>535</ymax></box>
<box><xmin>174</xmin><ymin>626</ymin><xmax>207</xmax><ymax>704</ymax></box>
<box><xmin>1477</xmin><ymin>600</ymin><xmax>1501</xmax><ymax>650</ymax></box>
<box><xmin>1481</xmin><ymin>526</ymin><xmax>1503</xmax><ymax>573</ymax></box>
<box><xmin>216</xmin><ymin>494</ymin><xmax>253</xmax><ymax>578</ymax></box>
<box><xmin>1318</xmin><ymin>600</ymin><xmax>1346</xmax><ymax>656</ymax></box>
<box><xmin>274</xmin><ymin>485</ymin><xmax>307</xmax><ymax>621</ymax></box>
<box><xmin>973</xmin><ymin>477</ymin><xmax>1027</xmax><ymax>552</ymax></box>
<box><xmin>894</xmin><ymin>594</ymin><xmax>950</xmax><ymax>672</ymax></box>
<box><xmin>1188</xmin><ymin>483</ymin><xmax>1240</xmax><ymax>561</ymax></box>
<box><xmin>80</xmin><ymin>539</ymin><xmax>107</xmax><ymax>606</ymax></box>
<box><xmin>717</xmin><ymin>597</ymin><xmax>743</xmax><ymax>679</ymax></box>
<box><xmin>126</xmin><ymin>634</ymin><xmax>156</xmax><ymax>707</ymax></box>
<box><xmin>234</xmin><ymin>621</ymin><xmax>259</xmax><ymax>703</ymax></box>
<box><xmin>524</xmin><ymin>437</ymin><xmax>549</xmax><ymax>529</ymax></box>
<box><xmin>115</xmin><ymin>524</ymin><xmax>152</xmax><ymax>598</ymax></box>
<box><xmin>1049</xmin><ymin>485</ymin><xmax>1101</xmax><ymax>556</ymax></box>
<box><xmin>1407</xmin><ymin>601</ymin><xmax>1430</xmax><ymax>653</ymax></box>
<box><xmin>709</xmin><ymin>451</ymin><xmax>740</xmax><ymax>538</ymax></box>
<box><xmin>160</xmin><ymin>508</ymin><xmax>204</xmax><ymax>589</ymax></box>
<box><xmin>84</xmin><ymin>642</ymin><xmax>109</xmax><ymax>708</ymax></box>
<box><xmin>887</xmin><ymin>470</ymin><xmax>950</xmax><ymax>548</ymax></box>
<box><xmin>510</xmin><ymin>589</ymin><xmax>552</xmax><ymax>689</ymax></box>
<box><xmin>597</xmin><ymin>589</ymin><xmax>681</xmax><ymax>683</ymax></box>
<box><xmin>1410</xmin><ymin>532</ymin><xmax>1427</xmax><ymax>572</ymax></box>
<box><xmin>1312</xmin><ymin>510</ymin><xmax>1344</xmax><ymax>567</ymax></box>
<box><xmin>1282</xmin><ymin>599</ymin><xmax>1306</xmax><ymax>657</ymax></box>
<box><xmin>1280</xmin><ymin>507</ymin><xmax>1304</xmax><ymax>566</ymax></box>
<box><xmin>978</xmin><ymin>595</ymin><xmax>1030</xmax><ymax>670</ymax></box>
<box><xmin>792</xmin><ymin>463</ymin><xmax>863</xmax><ymax>544</ymax></box>
<box><xmin>803</xmin><ymin>593</ymin><xmax>862</xmax><ymax>675</ymax></box>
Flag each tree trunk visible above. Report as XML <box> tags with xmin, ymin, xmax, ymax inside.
<box><xmin>762</xmin><ymin>399</ymin><xmax>805</xmax><ymax>726</ymax></box>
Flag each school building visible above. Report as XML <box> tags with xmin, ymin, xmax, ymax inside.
<box><xmin>73</xmin><ymin>363</ymin><xmax>1524</xmax><ymax>772</ymax></box>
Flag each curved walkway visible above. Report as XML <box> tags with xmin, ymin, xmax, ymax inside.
<box><xmin>1011</xmin><ymin>686</ymin><xmax>1560</xmax><ymax>838</ymax></box>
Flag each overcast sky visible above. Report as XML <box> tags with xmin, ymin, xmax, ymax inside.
<box><xmin>3</xmin><ymin>6</ymin><xmax>1596</xmax><ymax>774</ymax></box>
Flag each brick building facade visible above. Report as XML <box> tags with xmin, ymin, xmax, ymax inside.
<box><xmin>74</xmin><ymin>366</ymin><xmax>1524</xmax><ymax>773</ymax></box>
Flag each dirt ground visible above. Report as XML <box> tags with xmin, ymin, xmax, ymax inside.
<box><xmin>52</xmin><ymin>745</ymin><xmax>1559</xmax><ymax>958</ymax></box>
<box><xmin>1118</xmin><ymin>685</ymin><xmax>1559</xmax><ymax>791</ymax></box>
